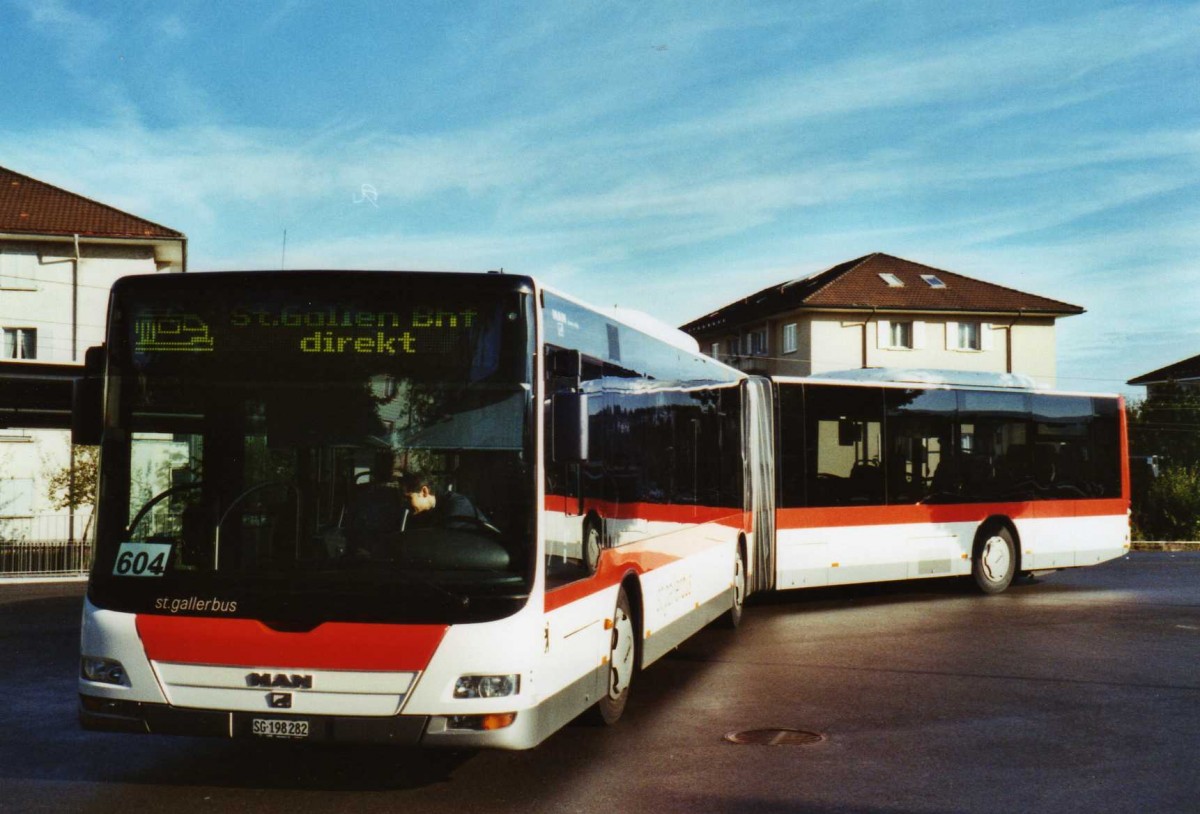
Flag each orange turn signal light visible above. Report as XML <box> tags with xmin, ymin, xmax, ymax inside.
<box><xmin>480</xmin><ymin>713</ymin><xmax>517</xmax><ymax>731</ymax></box>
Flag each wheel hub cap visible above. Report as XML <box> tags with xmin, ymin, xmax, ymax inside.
<box><xmin>609</xmin><ymin>606</ymin><xmax>634</xmax><ymax>699</ymax></box>
<box><xmin>982</xmin><ymin>536</ymin><xmax>1010</xmax><ymax>581</ymax></box>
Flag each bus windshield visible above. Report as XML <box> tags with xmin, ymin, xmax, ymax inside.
<box><xmin>89</xmin><ymin>273</ymin><xmax>536</xmax><ymax>625</ymax></box>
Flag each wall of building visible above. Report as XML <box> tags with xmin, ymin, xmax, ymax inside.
<box><xmin>700</xmin><ymin>311</ymin><xmax>1060</xmax><ymax>386</ymax></box>
<box><xmin>773</xmin><ymin>316</ymin><xmax>813</xmax><ymax>377</ymax></box>
<box><xmin>0</xmin><ymin>429</ymin><xmax>89</xmax><ymax>544</ymax></box>
<box><xmin>0</xmin><ymin>240</ymin><xmax>160</xmax><ymax>363</ymax></box>
<box><xmin>1</xmin><ymin>239</ymin><xmax>168</xmax><ymax>545</ymax></box>
<box><xmin>811</xmin><ymin>315</ymin><xmax>866</xmax><ymax>375</ymax></box>
<box><xmin>1008</xmin><ymin>318</ymin><xmax>1057</xmax><ymax>387</ymax></box>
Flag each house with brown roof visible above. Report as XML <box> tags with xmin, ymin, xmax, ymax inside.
<box><xmin>680</xmin><ymin>253</ymin><xmax>1083</xmax><ymax>387</ymax></box>
<box><xmin>1</xmin><ymin>165</ymin><xmax>185</xmax><ymax>364</ymax></box>
<box><xmin>1</xmin><ymin>165</ymin><xmax>185</xmax><ymax>566</ymax></box>
<box><xmin>1127</xmin><ymin>354</ymin><xmax>1200</xmax><ymax>397</ymax></box>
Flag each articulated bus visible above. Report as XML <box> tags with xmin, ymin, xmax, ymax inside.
<box><xmin>76</xmin><ymin>271</ymin><xmax>763</xmax><ymax>748</ymax></box>
<box><xmin>74</xmin><ymin>271</ymin><xmax>1128</xmax><ymax>750</ymax></box>
<box><xmin>766</xmin><ymin>370</ymin><xmax>1130</xmax><ymax>595</ymax></box>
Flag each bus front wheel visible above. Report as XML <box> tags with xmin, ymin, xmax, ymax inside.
<box><xmin>972</xmin><ymin>525</ymin><xmax>1016</xmax><ymax>594</ymax></box>
<box><xmin>595</xmin><ymin>586</ymin><xmax>636</xmax><ymax>725</ymax></box>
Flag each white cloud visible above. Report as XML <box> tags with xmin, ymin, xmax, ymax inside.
<box><xmin>663</xmin><ymin>4</ymin><xmax>1200</xmax><ymax>138</ymax></box>
<box><xmin>5</xmin><ymin>2</ymin><xmax>1197</xmax><ymax>394</ymax></box>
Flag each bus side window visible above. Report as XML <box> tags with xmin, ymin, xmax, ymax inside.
<box><xmin>958</xmin><ymin>390</ymin><xmax>1030</xmax><ymax>502</ymax></box>
<box><xmin>776</xmin><ymin>384</ymin><xmax>806</xmax><ymax>509</ymax></box>
<box><xmin>804</xmin><ymin>384</ymin><xmax>885</xmax><ymax>507</ymax></box>
<box><xmin>885</xmin><ymin>388</ymin><xmax>956</xmax><ymax>504</ymax></box>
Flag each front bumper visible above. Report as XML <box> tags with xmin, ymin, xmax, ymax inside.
<box><xmin>80</xmin><ymin>695</ymin><xmax>429</xmax><ymax>744</ymax></box>
<box><xmin>79</xmin><ymin>694</ymin><xmax>552</xmax><ymax>748</ymax></box>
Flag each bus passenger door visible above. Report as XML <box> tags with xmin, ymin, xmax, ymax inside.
<box><xmin>544</xmin><ymin>348</ymin><xmax>587</xmax><ymax>570</ymax></box>
<box><xmin>742</xmin><ymin>377</ymin><xmax>776</xmax><ymax>592</ymax></box>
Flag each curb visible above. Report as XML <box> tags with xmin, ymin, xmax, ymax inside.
<box><xmin>0</xmin><ymin>575</ymin><xmax>87</xmax><ymax>586</ymax></box>
<box><xmin>1130</xmin><ymin>542</ymin><xmax>1200</xmax><ymax>552</ymax></box>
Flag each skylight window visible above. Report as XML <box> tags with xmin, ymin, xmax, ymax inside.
<box><xmin>920</xmin><ymin>274</ymin><xmax>947</xmax><ymax>289</ymax></box>
<box><xmin>878</xmin><ymin>273</ymin><xmax>904</xmax><ymax>287</ymax></box>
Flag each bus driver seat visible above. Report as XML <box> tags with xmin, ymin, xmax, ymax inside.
<box><xmin>346</xmin><ymin>480</ymin><xmax>409</xmax><ymax>559</ymax></box>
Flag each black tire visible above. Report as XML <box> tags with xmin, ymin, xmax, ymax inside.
<box><xmin>972</xmin><ymin>525</ymin><xmax>1016</xmax><ymax>594</ymax></box>
<box><xmin>594</xmin><ymin>586</ymin><xmax>636</xmax><ymax>725</ymax></box>
<box><xmin>719</xmin><ymin>544</ymin><xmax>747</xmax><ymax>629</ymax></box>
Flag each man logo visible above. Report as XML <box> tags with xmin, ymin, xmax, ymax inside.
<box><xmin>267</xmin><ymin>692</ymin><xmax>293</xmax><ymax>709</ymax></box>
<box><xmin>246</xmin><ymin>672</ymin><xmax>313</xmax><ymax>689</ymax></box>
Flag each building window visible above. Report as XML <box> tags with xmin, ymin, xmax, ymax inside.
<box><xmin>743</xmin><ymin>329</ymin><xmax>767</xmax><ymax>356</ymax></box>
<box><xmin>947</xmin><ymin>321</ymin><xmax>990</xmax><ymax>351</ymax></box>
<box><xmin>958</xmin><ymin>321</ymin><xmax>981</xmax><ymax>350</ymax></box>
<box><xmin>920</xmin><ymin>274</ymin><xmax>947</xmax><ymax>289</ymax></box>
<box><xmin>890</xmin><ymin>321</ymin><xmax>913</xmax><ymax>349</ymax></box>
<box><xmin>782</xmin><ymin>323</ymin><xmax>798</xmax><ymax>354</ymax></box>
<box><xmin>1</xmin><ymin>328</ymin><xmax>36</xmax><ymax>359</ymax></box>
<box><xmin>878</xmin><ymin>320</ymin><xmax>924</xmax><ymax>350</ymax></box>
<box><xmin>878</xmin><ymin>273</ymin><xmax>904</xmax><ymax>287</ymax></box>
<box><xmin>709</xmin><ymin>342</ymin><xmax>720</xmax><ymax>358</ymax></box>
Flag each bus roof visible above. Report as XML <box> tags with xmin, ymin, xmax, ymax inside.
<box><xmin>538</xmin><ymin>282</ymin><xmax>744</xmax><ymax>382</ymax></box>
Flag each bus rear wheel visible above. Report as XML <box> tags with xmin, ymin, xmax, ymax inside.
<box><xmin>595</xmin><ymin>587</ymin><xmax>635</xmax><ymax>725</ymax></box>
<box><xmin>719</xmin><ymin>544</ymin><xmax>746</xmax><ymax>629</ymax></box>
<box><xmin>972</xmin><ymin>525</ymin><xmax>1016</xmax><ymax>594</ymax></box>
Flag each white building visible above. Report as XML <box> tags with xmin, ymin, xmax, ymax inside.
<box><xmin>0</xmin><ymin>165</ymin><xmax>185</xmax><ymax>569</ymax></box>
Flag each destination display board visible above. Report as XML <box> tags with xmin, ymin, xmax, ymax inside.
<box><xmin>111</xmin><ymin>274</ymin><xmax>532</xmax><ymax>383</ymax></box>
<box><xmin>132</xmin><ymin>304</ymin><xmax>483</xmax><ymax>358</ymax></box>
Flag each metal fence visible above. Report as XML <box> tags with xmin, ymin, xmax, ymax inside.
<box><xmin>0</xmin><ymin>513</ymin><xmax>92</xmax><ymax>578</ymax></box>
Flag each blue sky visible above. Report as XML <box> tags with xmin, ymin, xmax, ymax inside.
<box><xmin>3</xmin><ymin>0</ymin><xmax>1197</xmax><ymax>396</ymax></box>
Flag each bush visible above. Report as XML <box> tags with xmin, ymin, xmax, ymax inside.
<box><xmin>1134</xmin><ymin>464</ymin><xmax>1200</xmax><ymax>541</ymax></box>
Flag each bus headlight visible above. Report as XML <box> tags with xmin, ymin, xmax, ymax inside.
<box><xmin>81</xmin><ymin>656</ymin><xmax>130</xmax><ymax>686</ymax></box>
<box><xmin>453</xmin><ymin>674</ymin><xmax>519</xmax><ymax>699</ymax></box>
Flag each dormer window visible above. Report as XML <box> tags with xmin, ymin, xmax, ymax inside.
<box><xmin>920</xmin><ymin>274</ymin><xmax>947</xmax><ymax>288</ymax></box>
<box><xmin>878</xmin><ymin>273</ymin><xmax>904</xmax><ymax>287</ymax></box>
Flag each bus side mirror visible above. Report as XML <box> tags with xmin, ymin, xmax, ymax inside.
<box><xmin>552</xmin><ymin>392</ymin><xmax>589</xmax><ymax>463</ymax></box>
<box><xmin>72</xmin><ymin>345</ymin><xmax>105</xmax><ymax>445</ymax></box>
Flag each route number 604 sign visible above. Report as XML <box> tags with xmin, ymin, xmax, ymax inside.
<box><xmin>112</xmin><ymin>542</ymin><xmax>171</xmax><ymax>577</ymax></box>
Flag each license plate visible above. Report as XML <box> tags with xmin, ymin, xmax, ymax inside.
<box><xmin>251</xmin><ymin>718</ymin><xmax>310</xmax><ymax>739</ymax></box>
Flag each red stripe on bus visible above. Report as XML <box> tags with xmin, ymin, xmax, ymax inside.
<box><xmin>543</xmin><ymin>568</ymin><xmax>623</xmax><ymax>613</ymax></box>
<box><xmin>136</xmin><ymin>615</ymin><xmax>448</xmax><ymax>671</ymax></box>
<box><xmin>544</xmin><ymin>535</ymin><xmax>729</xmax><ymax>612</ymax></box>
<box><xmin>543</xmin><ymin>548</ymin><xmax>682</xmax><ymax>613</ymax></box>
<box><xmin>544</xmin><ymin>494</ymin><xmax>744</xmax><ymax>527</ymax></box>
<box><xmin>777</xmin><ymin>498</ymin><xmax>1128</xmax><ymax>530</ymax></box>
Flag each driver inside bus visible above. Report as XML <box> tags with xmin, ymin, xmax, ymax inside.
<box><xmin>346</xmin><ymin>455</ymin><xmax>495</xmax><ymax>558</ymax></box>
<box><xmin>397</xmin><ymin>470</ymin><xmax>495</xmax><ymax>533</ymax></box>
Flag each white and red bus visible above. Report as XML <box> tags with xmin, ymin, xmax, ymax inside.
<box><xmin>766</xmin><ymin>370</ymin><xmax>1129</xmax><ymax>595</ymax></box>
<box><xmin>76</xmin><ymin>271</ymin><xmax>762</xmax><ymax>748</ymax></box>
<box><xmin>75</xmin><ymin>272</ymin><xmax>1128</xmax><ymax>750</ymax></box>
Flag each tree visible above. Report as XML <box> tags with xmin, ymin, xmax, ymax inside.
<box><xmin>45</xmin><ymin>445</ymin><xmax>100</xmax><ymax>542</ymax></box>
<box><xmin>1128</xmin><ymin>382</ymin><xmax>1200</xmax><ymax>468</ymax></box>
<box><xmin>1134</xmin><ymin>466</ymin><xmax>1200</xmax><ymax>541</ymax></box>
<box><xmin>1128</xmin><ymin>383</ymin><xmax>1200</xmax><ymax>540</ymax></box>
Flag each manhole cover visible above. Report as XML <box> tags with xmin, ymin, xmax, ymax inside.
<box><xmin>724</xmin><ymin>728</ymin><xmax>825</xmax><ymax>746</ymax></box>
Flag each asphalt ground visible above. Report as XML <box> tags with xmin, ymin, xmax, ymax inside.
<box><xmin>1</xmin><ymin>552</ymin><xmax>1196</xmax><ymax>813</ymax></box>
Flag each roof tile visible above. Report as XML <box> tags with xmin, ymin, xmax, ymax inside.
<box><xmin>681</xmin><ymin>253</ymin><xmax>1083</xmax><ymax>334</ymax></box>
<box><xmin>0</xmin><ymin>165</ymin><xmax>183</xmax><ymax>240</ymax></box>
